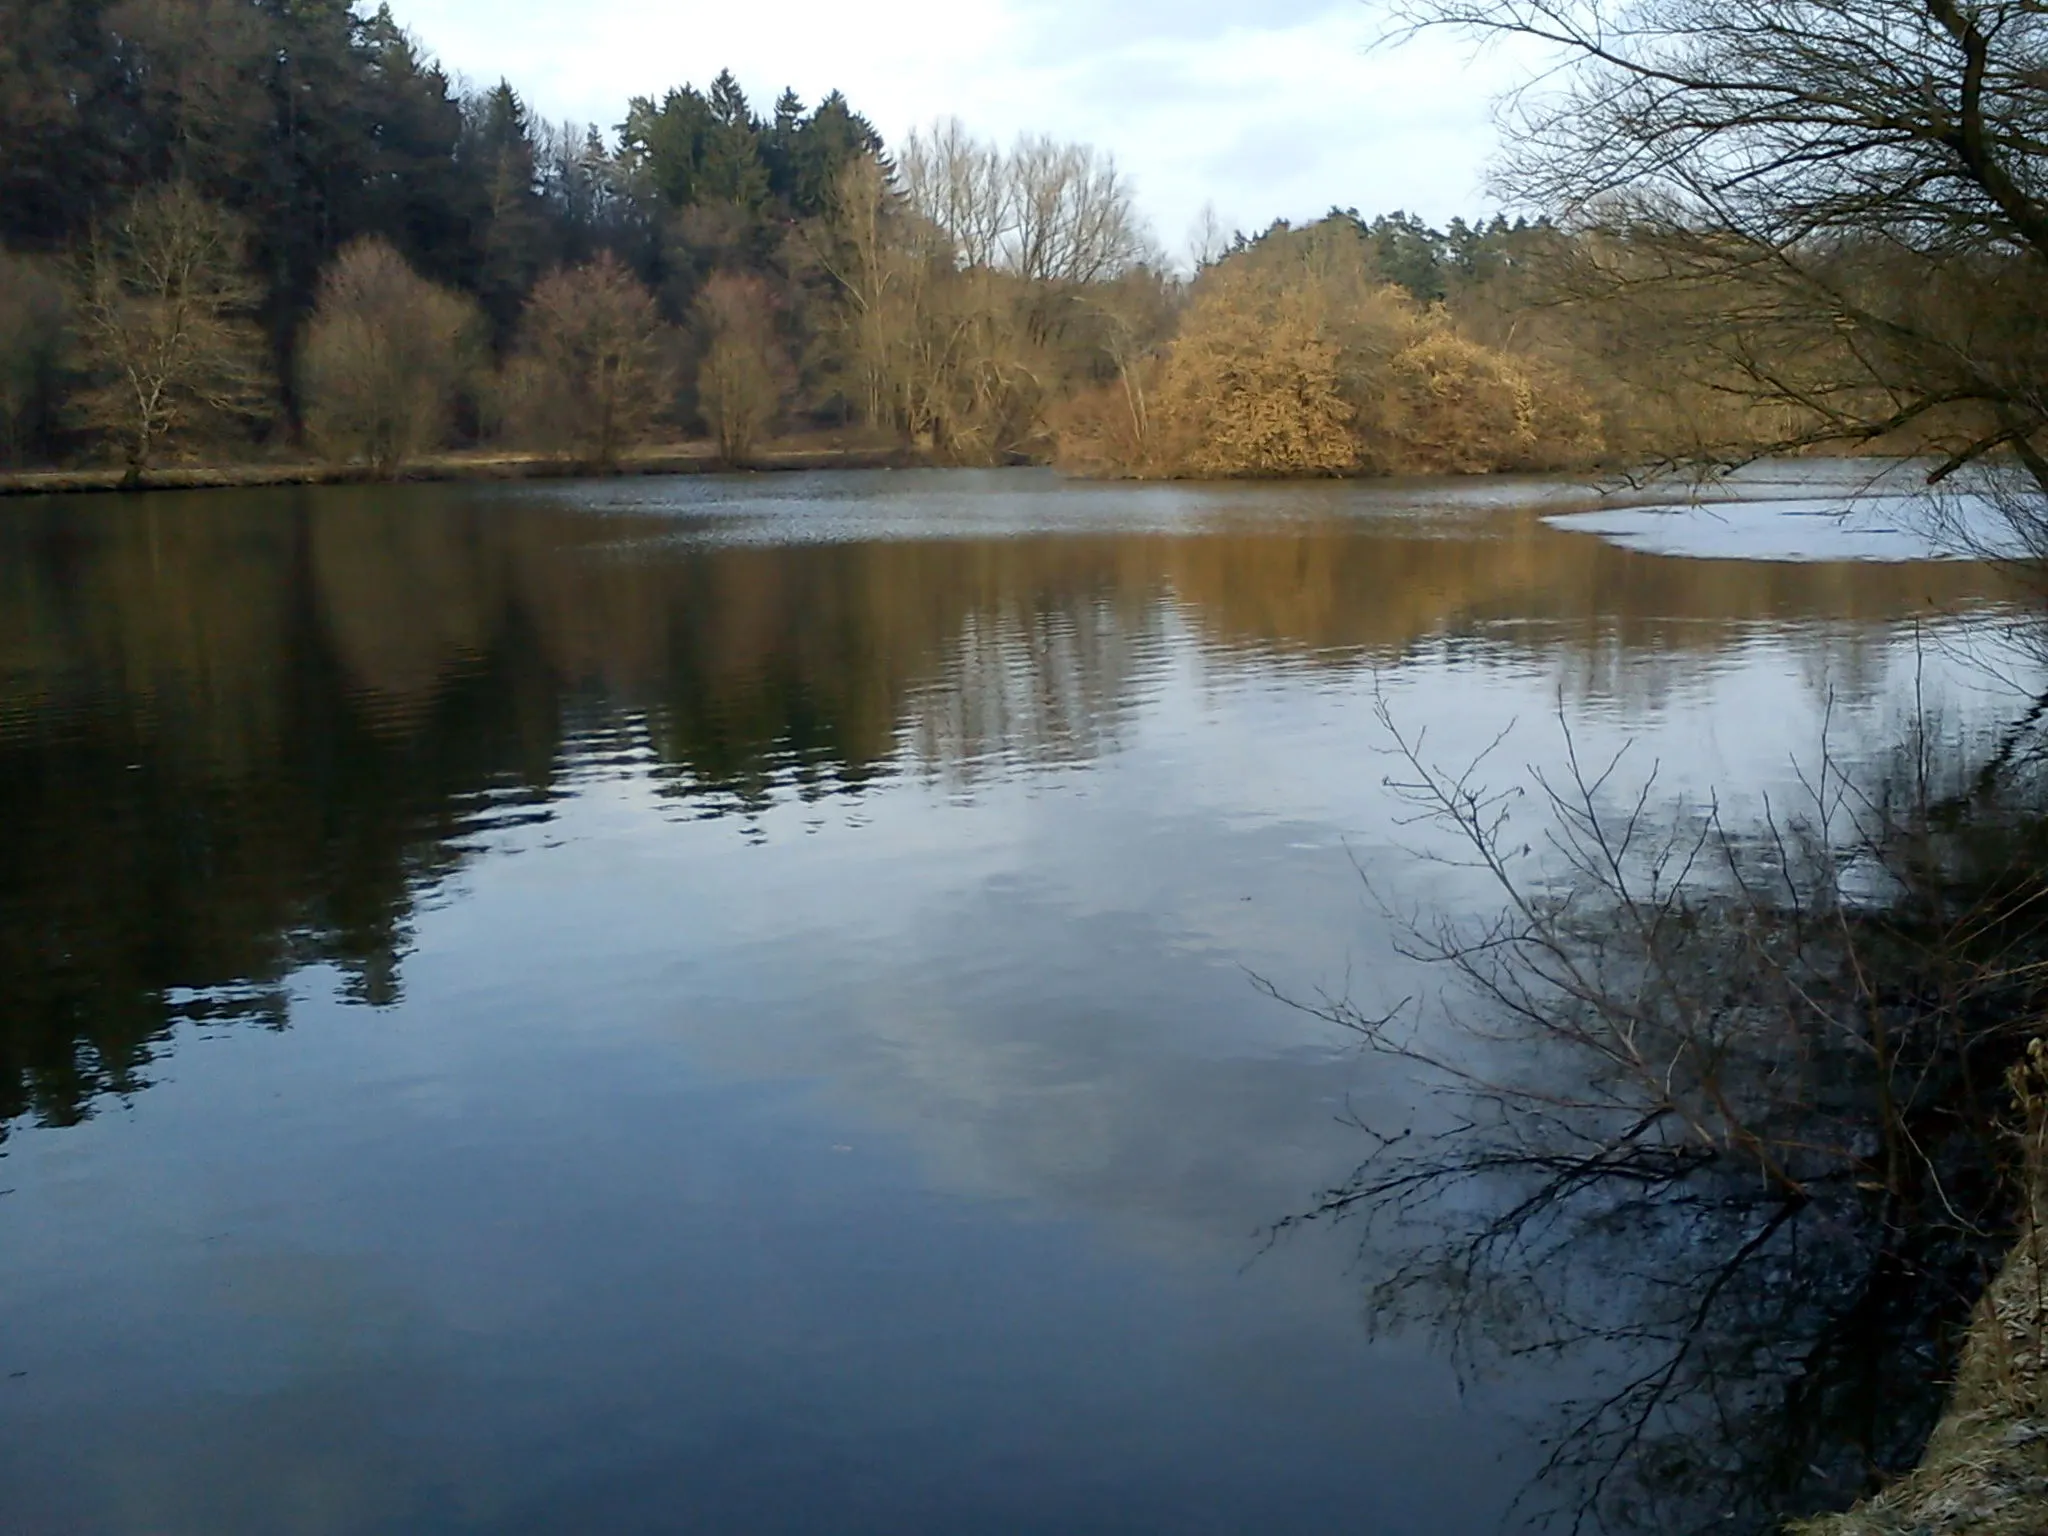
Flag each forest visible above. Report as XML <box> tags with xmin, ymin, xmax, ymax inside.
<box><xmin>0</xmin><ymin>0</ymin><xmax>1925</xmax><ymax>485</ymax></box>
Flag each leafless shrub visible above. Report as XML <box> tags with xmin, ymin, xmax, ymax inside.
<box><xmin>504</xmin><ymin>252</ymin><xmax>672</xmax><ymax>468</ymax></box>
<box><xmin>1268</xmin><ymin>693</ymin><xmax>2048</xmax><ymax>1530</ymax></box>
<box><xmin>1062</xmin><ymin>221</ymin><xmax>1602</xmax><ymax>478</ymax></box>
<box><xmin>300</xmin><ymin>237</ymin><xmax>480</xmax><ymax>477</ymax></box>
<box><xmin>694</xmin><ymin>271</ymin><xmax>791</xmax><ymax>465</ymax></box>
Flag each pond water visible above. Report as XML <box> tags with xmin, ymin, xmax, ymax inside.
<box><xmin>0</xmin><ymin>468</ymin><xmax>2026</xmax><ymax>1534</ymax></box>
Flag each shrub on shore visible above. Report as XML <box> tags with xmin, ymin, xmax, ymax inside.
<box><xmin>1053</xmin><ymin>221</ymin><xmax>1602</xmax><ymax>479</ymax></box>
<box><xmin>301</xmin><ymin>239</ymin><xmax>481</xmax><ymax>477</ymax></box>
<box><xmin>501</xmin><ymin>254</ymin><xmax>673</xmax><ymax>469</ymax></box>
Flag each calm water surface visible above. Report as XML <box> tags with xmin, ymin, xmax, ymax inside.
<box><xmin>0</xmin><ymin>469</ymin><xmax>2021</xmax><ymax>1534</ymax></box>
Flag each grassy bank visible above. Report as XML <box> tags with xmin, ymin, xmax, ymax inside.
<box><xmin>0</xmin><ymin>436</ymin><xmax>926</xmax><ymax>498</ymax></box>
<box><xmin>1795</xmin><ymin>1074</ymin><xmax>2048</xmax><ymax>1536</ymax></box>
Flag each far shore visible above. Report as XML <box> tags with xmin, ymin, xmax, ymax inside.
<box><xmin>0</xmin><ymin>437</ymin><xmax>933</xmax><ymax>499</ymax></box>
<box><xmin>0</xmin><ymin>440</ymin><xmax>1939</xmax><ymax>503</ymax></box>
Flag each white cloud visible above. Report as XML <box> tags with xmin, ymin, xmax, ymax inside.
<box><xmin>389</xmin><ymin>0</ymin><xmax>1529</xmax><ymax>246</ymax></box>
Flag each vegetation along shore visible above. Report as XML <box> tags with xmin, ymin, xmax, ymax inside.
<box><xmin>0</xmin><ymin>0</ymin><xmax>1970</xmax><ymax>490</ymax></box>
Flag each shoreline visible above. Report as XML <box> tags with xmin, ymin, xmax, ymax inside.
<box><xmin>1794</xmin><ymin>1183</ymin><xmax>2048</xmax><ymax>1535</ymax></box>
<box><xmin>0</xmin><ymin>441</ymin><xmax>930</xmax><ymax>498</ymax></box>
<box><xmin>0</xmin><ymin>445</ymin><xmax>1939</xmax><ymax>504</ymax></box>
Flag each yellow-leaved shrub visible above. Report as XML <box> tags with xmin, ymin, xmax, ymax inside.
<box><xmin>1055</xmin><ymin>221</ymin><xmax>1604</xmax><ymax>479</ymax></box>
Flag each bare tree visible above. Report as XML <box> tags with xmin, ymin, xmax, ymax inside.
<box><xmin>73</xmin><ymin>181</ymin><xmax>269</xmax><ymax>483</ymax></box>
<box><xmin>1381</xmin><ymin>0</ymin><xmax>2048</xmax><ymax>514</ymax></box>
<box><xmin>807</xmin><ymin>157</ymin><xmax>915</xmax><ymax>431</ymax></box>
<box><xmin>1185</xmin><ymin>202</ymin><xmax>1233</xmax><ymax>274</ymax></box>
<box><xmin>505</xmin><ymin>253</ymin><xmax>671</xmax><ymax>468</ymax></box>
<box><xmin>695</xmin><ymin>270</ymin><xmax>790</xmax><ymax>464</ymax></box>
<box><xmin>812</xmin><ymin>153</ymin><xmax>1019</xmax><ymax>460</ymax></box>
<box><xmin>898</xmin><ymin>119</ymin><xmax>1153</xmax><ymax>285</ymax></box>
<box><xmin>300</xmin><ymin>237</ymin><xmax>480</xmax><ymax>477</ymax></box>
<box><xmin>811</xmin><ymin>130</ymin><xmax>1163</xmax><ymax>465</ymax></box>
<box><xmin>1007</xmin><ymin>134</ymin><xmax>1152</xmax><ymax>286</ymax></box>
<box><xmin>898</xmin><ymin>119</ymin><xmax>1011</xmax><ymax>272</ymax></box>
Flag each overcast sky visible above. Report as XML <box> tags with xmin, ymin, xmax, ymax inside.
<box><xmin>387</xmin><ymin>0</ymin><xmax>1533</xmax><ymax>256</ymax></box>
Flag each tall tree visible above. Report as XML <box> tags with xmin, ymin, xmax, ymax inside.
<box><xmin>619</xmin><ymin>71</ymin><xmax>772</xmax><ymax>217</ymax></box>
<box><xmin>352</xmin><ymin>7</ymin><xmax>474</xmax><ymax>290</ymax></box>
<box><xmin>787</xmin><ymin>91</ymin><xmax>885</xmax><ymax>219</ymax></box>
<box><xmin>0</xmin><ymin>0</ymin><xmax>124</xmax><ymax>248</ymax></box>
<box><xmin>765</xmin><ymin>88</ymin><xmax>805</xmax><ymax>204</ymax></box>
<box><xmin>463</xmin><ymin>81</ymin><xmax>552</xmax><ymax>341</ymax></box>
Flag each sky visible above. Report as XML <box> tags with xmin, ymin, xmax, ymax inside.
<box><xmin>385</xmin><ymin>0</ymin><xmax>1534</xmax><ymax>257</ymax></box>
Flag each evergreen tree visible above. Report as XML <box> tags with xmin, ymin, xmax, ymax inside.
<box><xmin>765</xmin><ymin>88</ymin><xmax>805</xmax><ymax>204</ymax></box>
<box><xmin>707</xmin><ymin>69</ymin><xmax>752</xmax><ymax>132</ymax></box>
<box><xmin>354</xmin><ymin>8</ymin><xmax>473</xmax><ymax>291</ymax></box>
<box><xmin>0</xmin><ymin>0</ymin><xmax>114</xmax><ymax>246</ymax></box>
<box><xmin>619</xmin><ymin>72</ymin><xmax>770</xmax><ymax>216</ymax></box>
<box><xmin>463</xmin><ymin>81</ymin><xmax>553</xmax><ymax>340</ymax></box>
<box><xmin>1364</xmin><ymin>211</ymin><xmax>1447</xmax><ymax>304</ymax></box>
<box><xmin>701</xmin><ymin>70</ymin><xmax>768</xmax><ymax>210</ymax></box>
<box><xmin>788</xmin><ymin>91</ymin><xmax>883</xmax><ymax>219</ymax></box>
<box><xmin>620</xmin><ymin>86</ymin><xmax>715</xmax><ymax>208</ymax></box>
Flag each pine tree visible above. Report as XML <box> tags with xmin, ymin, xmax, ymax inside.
<box><xmin>707</xmin><ymin>70</ymin><xmax>752</xmax><ymax>132</ymax></box>
<box><xmin>465</xmin><ymin>81</ymin><xmax>552</xmax><ymax>340</ymax></box>
<box><xmin>766</xmin><ymin>88</ymin><xmax>804</xmax><ymax>204</ymax></box>
<box><xmin>354</xmin><ymin>8</ymin><xmax>472</xmax><ymax>291</ymax></box>
<box><xmin>788</xmin><ymin>91</ymin><xmax>883</xmax><ymax>219</ymax></box>
<box><xmin>700</xmin><ymin>70</ymin><xmax>768</xmax><ymax>210</ymax></box>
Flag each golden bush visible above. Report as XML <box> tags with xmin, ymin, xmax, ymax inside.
<box><xmin>1056</xmin><ymin>221</ymin><xmax>1606</xmax><ymax>479</ymax></box>
<box><xmin>1151</xmin><ymin>269</ymin><xmax>1357</xmax><ymax>477</ymax></box>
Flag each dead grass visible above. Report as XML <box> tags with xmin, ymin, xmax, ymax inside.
<box><xmin>1795</xmin><ymin>1046</ymin><xmax>2048</xmax><ymax>1536</ymax></box>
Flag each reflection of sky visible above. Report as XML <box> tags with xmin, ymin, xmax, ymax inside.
<box><xmin>389</xmin><ymin>0</ymin><xmax>1537</xmax><ymax>249</ymax></box>
<box><xmin>1</xmin><ymin>520</ymin><xmax>2027</xmax><ymax>1528</ymax></box>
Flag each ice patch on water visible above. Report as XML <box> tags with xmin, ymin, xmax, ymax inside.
<box><xmin>1545</xmin><ymin>491</ymin><xmax>2012</xmax><ymax>563</ymax></box>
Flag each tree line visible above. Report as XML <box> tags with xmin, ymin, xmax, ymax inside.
<box><xmin>0</xmin><ymin>0</ymin><xmax>1809</xmax><ymax>485</ymax></box>
<box><xmin>0</xmin><ymin>0</ymin><xmax>905</xmax><ymax>476</ymax></box>
<box><xmin>11</xmin><ymin>0</ymin><xmax>2025</xmax><ymax>487</ymax></box>
<box><xmin>0</xmin><ymin>1</ymin><xmax>1168</xmax><ymax>477</ymax></box>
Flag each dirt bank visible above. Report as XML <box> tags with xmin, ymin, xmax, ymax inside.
<box><xmin>0</xmin><ymin>439</ymin><xmax>927</xmax><ymax>498</ymax></box>
<box><xmin>1795</xmin><ymin>1184</ymin><xmax>2048</xmax><ymax>1533</ymax></box>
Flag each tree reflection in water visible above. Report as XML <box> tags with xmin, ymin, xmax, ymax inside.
<box><xmin>3</xmin><ymin>478</ymin><xmax>1997</xmax><ymax>1143</ymax></box>
<box><xmin>1278</xmin><ymin>697</ymin><xmax>2048</xmax><ymax>1533</ymax></box>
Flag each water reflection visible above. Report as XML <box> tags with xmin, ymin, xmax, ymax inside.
<box><xmin>1277</xmin><ymin>695</ymin><xmax>2048</xmax><ymax>1534</ymax></box>
<box><xmin>0</xmin><ymin>471</ymin><xmax>2022</xmax><ymax>1533</ymax></box>
<box><xmin>1</xmin><ymin>477</ymin><xmax>1997</xmax><ymax>1136</ymax></box>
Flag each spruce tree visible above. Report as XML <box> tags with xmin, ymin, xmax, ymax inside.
<box><xmin>701</xmin><ymin>70</ymin><xmax>768</xmax><ymax>210</ymax></box>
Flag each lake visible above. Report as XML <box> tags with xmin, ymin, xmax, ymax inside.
<box><xmin>0</xmin><ymin>467</ymin><xmax>2025</xmax><ymax>1534</ymax></box>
